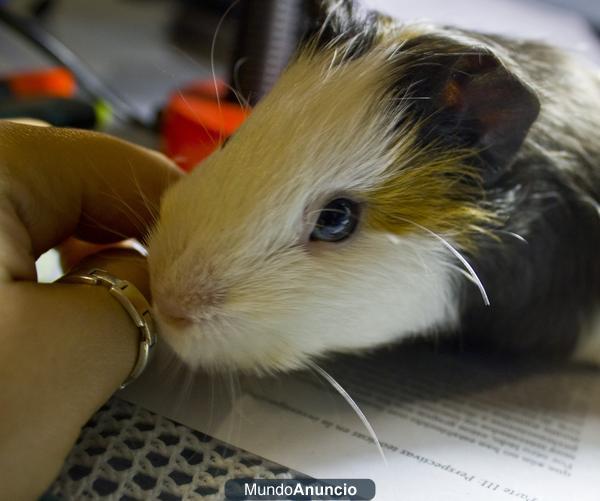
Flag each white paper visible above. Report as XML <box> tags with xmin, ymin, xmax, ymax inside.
<box><xmin>121</xmin><ymin>344</ymin><xmax>600</xmax><ymax>501</ymax></box>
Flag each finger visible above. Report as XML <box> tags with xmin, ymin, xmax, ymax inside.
<box><xmin>4</xmin><ymin>118</ymin><xmax>50</xmax><ymax>127</ymax></box>
<box><xmin>58</xmin><ymin>237</ymin><xmax>144</xmax><ymax>272</ymax></box>
<box><xmin>0</xmin><ymin>122</ymin><xmax>182</xmax><ymax>263</ymax></box>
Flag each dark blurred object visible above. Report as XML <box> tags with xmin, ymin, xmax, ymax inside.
<box><xmin>29</xmin><ymin>0</ymin><xmax>59</xmax><ymax>19</ymax></box>
<box><xmin>169</xmin><ymin>0</ymin><xmax>241</xmax><ymax>63</ymax></box>
<box><xmin>231</xmin><ymin>0</ymin><xmax>308</xmax><ymax>104</ymax></box>
<box><xmin>0</xmin><ymin>97</ymin><xmax>108</xmax><ymax>128</ymax></box>
<box><xmin>0</xmin><ymin>4</ymin><xmax>150</xmax><ymax>128</ymax></box>
<box><xmin>0</xmin><ymin>66</ymin><xmax>108</xmax><ymax>129</ymax></box>
<box><xmin>170</xmin><ymin>0</ymin><xmax>312</xmax><ymax>104</ymax></box>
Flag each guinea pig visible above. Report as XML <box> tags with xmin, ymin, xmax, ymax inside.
<box><xmin>146</xmin><ymin>0</ymin><xmax>600</xmax><ymax>374</ymax></box>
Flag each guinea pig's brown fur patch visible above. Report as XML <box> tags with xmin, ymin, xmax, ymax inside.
<box><xmin>365</xmin><ymin>144</ymin><xmax>496</xmax><ymax>250</ymax></box>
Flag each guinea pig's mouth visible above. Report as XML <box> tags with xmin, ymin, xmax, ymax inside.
<box><xmin>150</xmin><ymin>305</ymin><xmax>308</xmax><ymax>375</ymax></box>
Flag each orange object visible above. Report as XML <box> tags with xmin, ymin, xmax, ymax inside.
<box><xmin>5</xmin><ymin>67</ymin><xmax>77</xmax><ymax>98</ymax></box>
<box><xmin>161</xmin><ymin>80</ymin><xmax>250</xmax><ymax>171</ymax></box>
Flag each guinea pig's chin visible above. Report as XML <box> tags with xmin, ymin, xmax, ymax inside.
<box><xmin>153</xmin><ymin>312</ymin><xmax>307</xmax><ymax>375</ymax></box>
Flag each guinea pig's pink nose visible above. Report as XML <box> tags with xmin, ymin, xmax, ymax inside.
<box><xmin>153</xmin><ymin>287</ymin><xmax>226</xmax><ymax>327</ymax></box>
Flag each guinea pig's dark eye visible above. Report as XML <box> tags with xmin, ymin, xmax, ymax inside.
<box><xmin>310</xmin><ymin>198</ymin><xmax>360</xmax><ymax>242</ymax></box>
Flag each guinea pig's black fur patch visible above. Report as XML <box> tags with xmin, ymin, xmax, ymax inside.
<box><xmin>303</xmin><ymin>0</ymin><xmax>379</xmax><ymax>62</ymax></box>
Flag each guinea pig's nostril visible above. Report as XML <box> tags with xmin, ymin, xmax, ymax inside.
<box><xmin>154</xmin><ymin>303</ymin><xmax>193</xmax><ymax>329</ymax></box>
<box><xmin>161</xmin><ymin>314</ymin><xmax>194</xmax><ymax>329</ymax></box>
<box><xmin>153</xmin><ymin>286</ymin><xmax>227</xmax><ymax>327</ymax></box>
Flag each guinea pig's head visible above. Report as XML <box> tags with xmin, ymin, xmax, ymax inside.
<box><xmin>147</xmin><ymin>3</ymin><xmax>539</xmax><ymax>374</ymax></box>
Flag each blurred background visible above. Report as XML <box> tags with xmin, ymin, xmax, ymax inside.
<box><xmin>0</xmin><ymin>0</ymin><xmax>599</xmax><ymax>163</ymax></box>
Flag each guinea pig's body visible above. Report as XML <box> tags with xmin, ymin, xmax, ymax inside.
<box><xmin>147</xmin><ymin>1</ymin><xmax>600</xmax><ymax>373</ymax></box>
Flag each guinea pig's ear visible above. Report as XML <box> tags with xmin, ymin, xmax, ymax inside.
<box><xmin>401</xmin><ymin>37</ymin><xmax>540</xmax><ymax>184</ymax></box>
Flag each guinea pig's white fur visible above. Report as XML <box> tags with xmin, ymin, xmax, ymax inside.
<box><xmin>147</xmin><ymin>45</ymin><xmax>461</xmax><ymax>374</ymax></box>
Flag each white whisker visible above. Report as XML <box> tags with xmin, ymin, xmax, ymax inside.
<box><xmin>396</xmin><ymin>216</ymin><xmax>490</xmax><ymax>306</ymax></box>
<box><xmin>498</xmin><ymin>230</ymin><xmax>528</xmax><ymax>244</ymax></box>
<box><xmin>306</xmin><ymin>360</ymin><xmax>387</xmax><ymax>466</ymax></box>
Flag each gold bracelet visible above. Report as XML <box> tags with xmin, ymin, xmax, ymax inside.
<box><xmin>59</xmin><ymin>268</ymin><xmax>157</xmax><ymax>389</ymax></box>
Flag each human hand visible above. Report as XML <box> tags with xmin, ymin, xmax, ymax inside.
<box><xmin>0</xmin><ymin>120</ymin><xmax>180</xmax><ymax>282</ymax></box>
<box><xmin>0</xmin><ymin>120</ymin><xmax>181</xmax><ymax>500</ymax></box>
